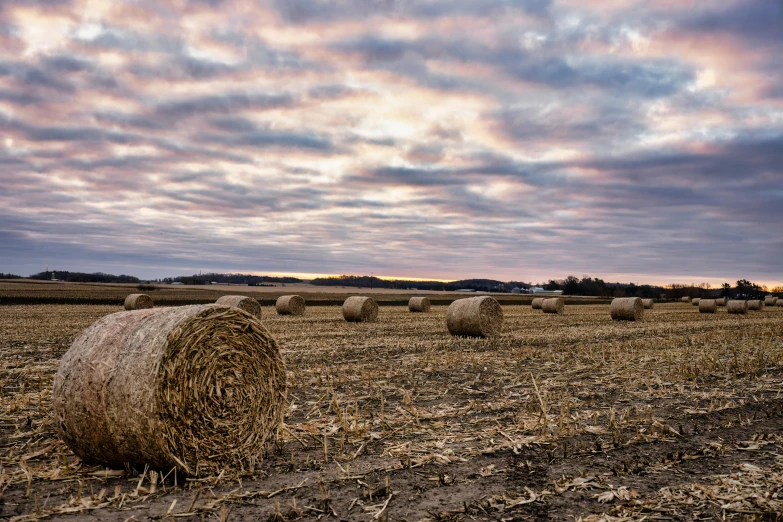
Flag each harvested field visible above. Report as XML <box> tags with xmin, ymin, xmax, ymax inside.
<box><xmin>1</xmin><ymin>284</ymin><xmax>783</xmax><ymax>521</ymax></box>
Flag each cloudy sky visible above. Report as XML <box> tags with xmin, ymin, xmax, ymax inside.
<box><xmin>1</xmin><ymin>0</ymin><xmax>781</xmax><ymax>286</ymax></box>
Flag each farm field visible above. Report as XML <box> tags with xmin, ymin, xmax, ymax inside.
<box><xmin>1</xmin><ymin>287</ymin><xmax>782</xmax><ymax>520</ymax></box>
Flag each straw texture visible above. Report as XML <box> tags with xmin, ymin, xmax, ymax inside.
<box><xmin>52</xmin><ymin>305</ymin><xmax>286</xmax><ymax>475</ymax></box>
<box><xmin>343</xmin><ymin>296</ymin><xmax>378</xmax><ymax>322</ymax></box>
<box><xmin>408</xmin><ymin>296</ymin><xmax>431</xmax><ymax>313</ymax></box>
<box><xmin>610</xmin><ymin>297</ymin><xmax>644</xmax><ymax>321</ymax></box>
<box><xmin>716</xmin><ymin>298</ymin><xmax>727</xmax><ymax>306</ymax></box>
<box><xmin>531</xmin><ymin>297</ymin><xmax>545</xmax><ymax>310</ymax></box>
<box><xmin>727</xmin><ymin>300</ymin><xmax>748</xmax><ymax>314</ymax></box>
<box><xmin>276</xmin><ymin>295</ymin><xmax>306</xmax><ymax>316</ymax></box>
<box><xmin>747</xmin><ymin>300</ymin><xmax>765</xmax><ymax>311</ymax></box>
<box><xmin>542</xmin><ymin>298</ymin><xmax>564</xmax><ymax>315</ymax></box>
<box><xmin>446</xmin><ymin>296</ymin><xmax>503</xmax><ymax>337</ymax></box>
<box><xmin>124</xmin><ymin>294</ymin><xmax>153</xmax><ymax>310</ymax></box>
<box><xmin>699</xmin><ymin>299</ymin><xmax>717</xmax><ymax>314</ymax></box>
<box><xmin>215</xmin><ymin>295</ymin><xmax>262</xmax><ymax>318</ymax></box>
<box><xmin>641</xmin><ymin>299</ymin><xmax>654</xmax><ymax>309</ymax></box>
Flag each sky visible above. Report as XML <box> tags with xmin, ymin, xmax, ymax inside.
<box><xmin>1</xmin><ymin>0</ymin><xmax>781</xmax><ymax>287</ymax></box>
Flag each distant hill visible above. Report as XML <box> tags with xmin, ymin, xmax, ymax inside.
<box><xmin>164</xmin><ymin>272</ymin><xmax>303</xmax><ymax>286</ymax></box>
<box><xmin>310</xmin><ymin>275</ymin><xmax>514</xmax><ymax>292</ymax></box>
<box><xmin>29</xmin><ymin>271</ymin><xmax>140</xmax><ymax>283</ymax></box>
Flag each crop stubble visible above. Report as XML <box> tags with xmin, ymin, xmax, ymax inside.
<box><xmin>0</xmin><ymin>295</ymin><xmax>782</xmax><ymax>521</ymax></box>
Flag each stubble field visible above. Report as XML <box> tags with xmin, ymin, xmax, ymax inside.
<box><xmin>1</xmin><ymin>283</ymin><xmax>782</xmax><ymax>521</ymax></box>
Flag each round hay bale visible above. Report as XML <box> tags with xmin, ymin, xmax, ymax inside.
<box><xmin>610</xmin><ymin>297</ymin><xmax>643</xmax><ymax>321</ymax></box>
<box><xmin>52</xmin><ymin>304</ymin><xmax>286</xmax><ymax>475</ymax></box>
<box><xmin>446</xmin><ymin>296</ymin><xmax>503</xmax><ymax>337</ymax></box>
<box><xmin>699</xmin><ymin>299</ymin><xmax>717</xmax><ymax>314</ymax></box>
<box><xmin>641</xmin><ymin>299</ymin><xmax>654</xmax><ymax>309</ymax></box>
<box><xmin>764</xmin><ymin>296</ymin><xmax>778</xmax><ymax>306</ymax></box>
<box><xmin>124</xmin><ymin>294</ymin><xmax>153</xmax><ymax>310</ymax></box>
<box><xmin>215</xmin><ymin>295</ymin><xmax>262</xmax><ymax>318</ymax></box>
<box><xmin>531</xmin><ymin>297</ymin><xmax>545</xmax><ymax>310</ymax></box>
<box><xmin>715</xmin><ymin>298</ymin><xmax>727</xmax><ymax>306</ymax></box>
<box><xmin>681</xmin><ymin>296</ymin><xmax>691</xmax><ymax>303</ymax></box>
<box><xmin>343</xmin><ymin>296</ymin><xmax>378</xmax><ymax>322</ymax></box>
<box><xmin>727</xmin><ymin>300</ymin><xmax>747</xmax><ymax>314</ymax></box>
<box><xmin>777</xmin><ymin>300</ymin><xmax>783</xmax><ymax>307</ymax></box>
<box><xmin>276</xmin><ymin>295</ymin><xmax>305</xmax><ymax>316</ymax></box>
<box><xmin>408</xmin><ymin>296</ymin><xmax>431</xmax><ymax>313</ymax></box>
<box><xmin>542</xmin><ymin>298</ymin><xmax>564</xmax><ymax>315</ymax></box>
<box><xmin>747</xmin><ymin>300</ymin><xmax>765</xmax><ymax>311</ymax></box>
<box><xmin>691</xmin><ymin>298</ymin><xmax>701</xmax><ymax>306</ymax></box>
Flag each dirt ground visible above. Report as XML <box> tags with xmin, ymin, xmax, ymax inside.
<box><xmin>1</xmin><ymin>286</ymin><xmax>782</xmax><ymax>521</ymax></box>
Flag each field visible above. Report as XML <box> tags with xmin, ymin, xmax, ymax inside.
<box><xmin>1</xmin><ymin>283</ymin><xmax>782</xmax><ymax>521</ymax></box>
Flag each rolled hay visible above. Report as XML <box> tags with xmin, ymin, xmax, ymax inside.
<box><xmin>343</xmin><ymin>296</ymin><xmax>378</xmax><ymax>322</ymax></box>
<box><xmin>531</xmin><ymin>297</ymin><xmax>545</xmax><ymax>310</ymax></box>
<box><xmin>641</xmin><ymin>299</ymin><xmax>654</xmax><ymax>309</ymax></box>
<box><xmin>716</xmin><ymin>298</ymin><xmax>727</xmax><ymax>306</ymax></box>
<box><xmin>610</xmin><ymin>297</ymin><xmax>644</xmax><ymax>321</ymax></box>
<box><xmin>748</xmin><ymin>300</ymin><xmax>765</xmax><ymax>311</ymax></box>
<box><xmin>765</xmin><ymin>296</ymin><xmax>778</xmax><ymax>306</ymax></box>
<box><xmin>52</xmin><ymin>304</ymin><xmax>286</xmax><ymax>475</ymax></box>
<box><xmin>681</xmin><ymin>296</ymin><xmax>691</xmax><ymax>303</ymax></box>
<box><xmin>446</xmin><ymin>296</ymin><xmax>503</xmax><ymax>337</ymax></box>
<box><xmin>276</xmin><ymin>295</ymin><xmax>306</xmax><ymax>316</ymax></box>
<box><xmin>727</xmin><ymin>300</ymin><xmax>748</xmax><ymax>314</ymax></box>
<box><xmin>124</xmin><ymin>293</ymin><xmax>153</xmax><ymax>310</ymax></box>
<box><xmin>408</xmin><ymin>296</ymin><xmax>431</xmax><ymax>313</ymax></box>
<box><xmin>699</xmin><ymin>299</ymin><xmax>717</xmax><ymax>314</ymax></box>
<box><xmin>691</xmin><ymin>298</ymin><xmax>701</xmax><ymax>306</ymax></box>
<box><xmin>215</xmin><ymin>295</ymin><xmax>262</xmax><ymax>318</ymax></box>
<box><xmin>542</xmin><ymin>298</ymin><xmax>565</xmax><ymax>315</ymax></box>
<box><xmin>777</xmin><ymin>300</ymin><xmax>783</xmax><ymax>307</ymax></box>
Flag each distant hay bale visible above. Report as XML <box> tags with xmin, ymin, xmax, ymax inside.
<box><xmin>641</xmin><ymin>299</ymin><xmax>654</xmax><ymax>309</ymax></box>
<box><xmin>681</xmin><ymin>296</ymin><xmax>691</xmax><ymax>303</ymax></box>
<box><xmin>747</xmin><ymin>300</ymin><xmax>765</xmax><ymax>311</ymax></box>
<box><xmin>691</xmin><ymin>298</ymin><xmax>701</xmax><ymax>306</ymax></box>
<box><xmin>215</xmin><ymin>295</ymin><xmax>262</xmax><ymax>318</ymax></box>
<box><xmin>542</xmin><ymin>298</ymin><xmax>564</xmax><ymax>315</ymax></box>
<box><xmin>699</xmin><ymin>299</ymin><xmax>717</xmax><ymax>313</ymax></box>
<box><xmin>446</xmin><ymin>296</ymin><xmax>503</xmax><ymax>337</ymax></box>
<box><xmin>727</xmin><ymin>300</ymin><xmax>748</xmax><ymax>314</ymax></box>
<box><xmin>610</xmin><ymin>297</ymin><xmax>643</xmax><ymax>321</ymax></box>
<box><xmin>343</xmin><ymin>296</ymin><xmax>378</xmax><ymax>322</ymax></box>
<box><xmin>276</xmin><ymin>295</ymin><xmax>305</xmax><ymax>316</ymax></box>
<box><xmin>531</xmin><ymin>297</ymin><xmax>545</xmax><ymax>310</ymax></box>
<box><xmin>777</xmin><ymin>300</ymin><xmax>783</xmax><ymax>307</ymax></box>
<box><xmin>52</xmin><ymin>304</ymin><xmax>286</xmax><ymax>475</ymax></box>
<box><xmin>765</xmin><ymin>296</ymin><xmax>778</xmax><ymax>306</ymax></box>
<box><xmin>124</xmin><ymin>294</ymin><xmax>153</xmax><ymax>310</ymax></box>
<box><xmin>408</xmin><ymin>296</ymin><xmax>431</xmax><ymax>313</ymax></box>
<box><xmin>715</xmin><ymin>298</ymin><xmax>727</xmax><ymax>306</ymax></box>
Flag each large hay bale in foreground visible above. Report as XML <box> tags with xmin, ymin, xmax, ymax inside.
<box><xmin>727</xmin><ymin>300</ymin><xmax>747</xmax><ymax>314</ymax></box>
<box><xmin>610</xmin><ymin>297</ymin><xmax>643</xmax><ymax>321</ymax></box>
<box><xmin>408</xmin><ymin>296</ymin><xmax>431</xmax><ymax>313</ymax></box>
<box><xmin>446</xmin><ymin>296</ymin><xmax>503</xmax><ymax>337</ymax></box>
<box><xmin>124</xmin><ymin>293</ymin><xmax>153</xmax><ymax>310</ymax></box>
<box><xmin>52</xmin><ymin>305</ymin><xmax>286</xmax><ymax>475</ymax></box>
<box><xmin>641</xmin><ymin>299</ymin><xmax>654</xmax><ymax>309</ymax></box>
<box><xmin>531</xmin><ymin>297</ymin><xmax>545</xmax><ymax>310</ymax></box>
<box><xmin>765</xmin><ymin>296</ymin><xmax>778</xmax><ymax>306</ymax></box>
<box><xmin>748</xmin><ymin>300</ymin><xmax>765</xmax><ymax>311</ymax></box>
<box><xmin>343</xmin><ymin>296</ymin><xmax>378</xmax><ymax>322</ymax></box>
<box><xmin>215</xmin><ymin>295</ymin><xmax>262</xmax><ymax>318</ymax></box>
<box><xmin>542</xmin><ymin>298</ymin><xmax>564</xmax><ymax>315</ymax></box>
<box><xmin>699</xmin><ymin>299</ymin><xmax>717</xmax><ymax>314</ymax></box>
<box><xmin>716</xmin><ymin>298</ymin><xmax>727</xmax><ymax>306</ymax></box>
<box><xmin>681</xmin><ymin>296</ymin><xmax>691</xmax><ymax>303</ymax></box>
<box><xmin>691</xmin><ymin>298</ymin><xmax>701</xmax><ymax>306</ymax></box>
<box><xmin>276</xmin><ymin>295</ymin><xmax>305</xmax><ymax>316</ymax></box>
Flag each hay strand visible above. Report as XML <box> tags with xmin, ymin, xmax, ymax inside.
<box><xmin>747</xmin><ymin>300</ymin><xmax>765</xmax><ymax>311</ymax></box>
<box><xmin>699</xmin><ymin>299</ymin><xmax>717</xmax><ymax>314</ymax></box>
<box><xmin>52</xmin><ymin>304</ymin><xmax>286</xmax><ymax>475</ymax></box>
<box><xmin>727</xmin><ymin>300</ymin><xmax>748</xmax><ymax>314</ymax></box>
<box><xmin>408</xmin><ymin>296</ymin><xmax>431</xmax><ymax>313</ymax></box>
<box><xmin>276</xmin><ymin>295</ymin><xmax>306</xmax><ymax>316</ymax></box>
<box><xmin>531</xmin><ymin>297</ymin><xmax>545</xmax><ymax>310</ymax></box>
<box><xmin>641</xmin><ymin>299</ymin><xmax>654</xmax><ymax>309</ymax></box>
<box><xmin>446</xmin><ymin>296</ymin><xmax>503</xmax><ymax>337</ymax></box>
<box><xmin>124</xmin><ymin>294</ymin><xmax>153</xmax><ymax>310</ymax></box>
<box><xmin>215</xmin><ymin>295</ymin><xmax>262</xmax><ymax>318</ymax></box>
<box><xmin>610</xmin><ymin>297</ymin><xmax>644</xmax><ymax>321</ymax></box>
<box><xmin>542</xmin><ymin>298</ymin><xmax>564</xmax><ymax>315</ymax></box>
<box><xmin>343</xmin><ymin>296</ymin><xmax>378</xmax><ymax>322</ymax></box>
